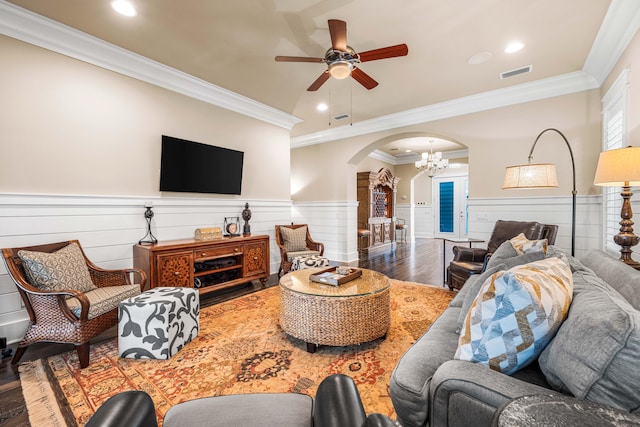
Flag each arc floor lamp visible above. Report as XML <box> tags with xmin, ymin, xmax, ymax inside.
<box><xmin>502</xmin><ymin>128</ymin><xmax>576</xmax><ymax>256</ymax></box>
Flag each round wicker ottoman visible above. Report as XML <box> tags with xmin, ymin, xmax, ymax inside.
<box><xmin>279</xmin><ymin>268</ymin><xmax>390</xmax><ymax>353</ymax></box>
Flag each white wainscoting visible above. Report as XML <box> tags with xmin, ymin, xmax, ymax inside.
<box><xmin>291</xmin><ymin>201</ymin><xmax>359</xmax><ymax>265</ymax></box>
<box><xmin>467</xmin><ymin>195</ymin><xmax>603</xmax><ymax>259</ymax></box>
<box><xmin>0</xmin><ymin>193</ymin><xmax>293</xmax><ymax>343</ymax></box>
<box><xmin>413</xmin><ymin>205</ymin><xmax>435</xmax><ymax>239</ymax></box>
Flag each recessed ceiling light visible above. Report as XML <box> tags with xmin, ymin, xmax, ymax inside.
<box><xmin>467</xmin><ymin>51</ymin><xmax>492</xmax><ymax>65</ymax></box>
<box><xmin>111</xmin><ymin>0</ymin><xmax>136</xmax><ymax>17</ymax></box>
<box><xmin>316</xmin><ymin>103</ymin><xmax>328</xmax><ymax>112</ymax></box>
<box><xmin>405</xmin><ymin>149</ymin><xmax>412</xmax><ymax>153</ymax></box>
<box><xmin>504</xmin><ymin>41</ymin><xmax>524</xmax><ymax>54</ymax></box>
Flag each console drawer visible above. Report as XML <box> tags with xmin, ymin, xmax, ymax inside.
<box><xmin>195</xmin><ymin>244</ymin><xmax>242</xmax><ymax>261</ymax></box>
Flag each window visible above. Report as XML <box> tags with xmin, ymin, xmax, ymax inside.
<box><xmin>601</xmin><ymin>69</ymin><xmax>630</xmax><ymax>254</ymax></box>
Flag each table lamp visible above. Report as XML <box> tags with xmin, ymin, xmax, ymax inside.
<box><xmin>594</xmin><ymin>146</ymin><xmax>640</xmax><ymax>269</ymax></box>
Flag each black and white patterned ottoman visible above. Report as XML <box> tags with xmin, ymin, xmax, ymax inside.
<box><xmin>118</xmin><ymin>287</ymin><xmax>199</xmax><ymax>360</ymax></box>
<box><xmin>291</xmin><ymin>255</ymin><xmax>330</xmax><ymax>271</ymax></box>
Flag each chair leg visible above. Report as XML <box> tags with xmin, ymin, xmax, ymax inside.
<box><xmin>76</xmin><ymin>342</ymin><xmax>90</xmax><ymax>368</ymax></box>
<box><xmin>11</xmin><ymin>346</ymin><xmax>27</xmax><ymax>365</ymax></box>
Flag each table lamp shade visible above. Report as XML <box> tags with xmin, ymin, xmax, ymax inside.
<box><xmin>594</xmin><ymin>146</ymin><xmax>640</xmax><ymax>186</ymax></box>
<box><xmin>503</xmin><ymin>163</ymin><xmax>559</xmax><ymax>189</ymax></box>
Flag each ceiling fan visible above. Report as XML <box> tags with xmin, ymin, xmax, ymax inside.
<box><xmin>275</xmin><ymin>19</ymin><xmax>408</xmax><ymax>91</ymax></box>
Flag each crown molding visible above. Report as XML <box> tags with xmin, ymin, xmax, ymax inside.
<box><xmin>583</xmin><ymin>0</ymin><xmax>640</xmax><ymax>85</ymax></box>
<box><xmin>291</xmin><ymin>70</ymin><xmax>599</xmax><ymax>148</ymax></box>
<box><xmin>0</xmin><ymin>1</ymin><xmax>301</xmax><ymax>130</ymax></box>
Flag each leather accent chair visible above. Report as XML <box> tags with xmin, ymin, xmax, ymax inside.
<box><xmin>446</xmin><ymin>220</ymin><xmax>558</xmax><ymax>291</ymax></box>
<box><xmin>86</xmin><ymin>374</ymin><xmax>397</xmax><ymax>427</ymax></box>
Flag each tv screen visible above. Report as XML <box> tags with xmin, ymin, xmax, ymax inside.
<box><xmin>159</xmin><ymin>135</ymin><xmax>244</xmax><ymax>195</ymax></box>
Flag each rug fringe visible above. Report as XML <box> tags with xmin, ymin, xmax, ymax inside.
<box><xmin>18</xmin><ymin>360</ymin><xmax>67</xmax><ymax>427</ymax></box>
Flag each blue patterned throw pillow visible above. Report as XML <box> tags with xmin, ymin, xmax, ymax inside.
<box><xmin>455</xmin><ymin>257</ymin><xmax>573</xmax><ymax>375</ymax></box>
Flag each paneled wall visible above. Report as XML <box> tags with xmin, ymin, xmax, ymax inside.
<box><xmin>0</xmin><ymin>193</ymin><xmax>622</xmax><ymax>344</ymax></box>
<box><xmin>0</xmin><ymin>193</ymin><xmax>292</xmax><ymax>343</ymax></box>
<box><xmin>291</xmin><ymin>201</ymin><xmax>359</xmax><ymax>265</ymax></box>
<box><xmin>467</xmin><ymin>195</ymin><xmax>603</xmax><ymax>258</ymax></box>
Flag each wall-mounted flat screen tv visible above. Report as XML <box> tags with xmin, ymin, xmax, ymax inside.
<box><xmin>159</xmin><ymin>135</ymin><xmax>244</xmax><ymax>195</ymax></box>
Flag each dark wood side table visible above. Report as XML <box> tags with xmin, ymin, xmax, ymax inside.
<box><xmin>442</xmin><ymin>237</ymin><xmax>484</xmax><ymax>286</ymax></box>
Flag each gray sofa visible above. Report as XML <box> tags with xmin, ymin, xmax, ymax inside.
<box><xmin>390</xmin><ymin>246</ymin><xmax>640</xmax><ymax>427</ymax></box>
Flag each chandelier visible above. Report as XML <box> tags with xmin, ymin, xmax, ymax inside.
<box><xmin>415</xmin><ymin>143</ymin><xmax>449</xmax><ymax>178</ymax></box>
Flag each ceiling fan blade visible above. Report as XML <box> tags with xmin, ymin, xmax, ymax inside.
<box><xmin>275</xmin><ymin>56</ymin><xmax>324</xmax><ymax>63</ymax></box>
<box><xmin>351</xmin><ymin>67</ymin><xmax>378</xmax><ymax>90</ymax></box>
<box><xmin>328</xmin><ymin>19</ymin><xmax>347</xmax><ymax>51</ymax></box>
<box><xmin>307</xmin><ymin>71</ymin><xmax>330</xmax><ymax>91</ymax></box>
<box><xmin>358</xmin><ymin>44</ymin><xmax>408</xmax><ymax>62</ymax></box>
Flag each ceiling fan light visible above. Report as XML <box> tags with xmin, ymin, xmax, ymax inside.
<box><xmin>329</xmin><ymin>62</ymin><xmax>352</xmax><ymax>79</ymax></box>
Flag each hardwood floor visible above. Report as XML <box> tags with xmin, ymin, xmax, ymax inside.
<box><xmin>0</xmin><ymin>238</ymin><xmax>448</xmax><ymax>426</ymax></box>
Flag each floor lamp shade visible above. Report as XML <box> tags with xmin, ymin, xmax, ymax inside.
<box><xmin>503</xmin><ymin>163</ymin><xmax>558</xmax><ymax>189</ymax></box>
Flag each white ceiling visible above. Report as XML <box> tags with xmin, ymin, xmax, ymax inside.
<box><xmin>3</xmin><ymin>0</ymin><xmax>638</xmax><ymax>161</ymax></box>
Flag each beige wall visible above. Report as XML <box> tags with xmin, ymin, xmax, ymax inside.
<box><xmin>291</xmin><ymin>89</ymin><xmax>601</xmax><ymax>203</ymax></box>
<box><xmin>0</xmin><ymin>36</ymin><xmax>291</xmax><ymax>200</ymax></box>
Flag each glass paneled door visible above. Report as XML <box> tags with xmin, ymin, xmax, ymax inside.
<box><xmin>433</xmin><ymin>175</ymin><xmax>469</xmax><ymax>239</ymax></box>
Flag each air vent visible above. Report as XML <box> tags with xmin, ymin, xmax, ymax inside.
<box><xmin>333</xmin><ymin>113</ymin><xmax>350</xmax><ymax>120</ymax></box>
<box><xmin>500</xmin><ymin>65</ymin><xmax>532</xmax><ymax>79</ymax></box>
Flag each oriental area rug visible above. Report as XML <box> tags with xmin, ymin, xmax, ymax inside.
<box><xmin>19</xmin><ymin>280</ymin><xmax>453</xmax><ymax>427</ymax></box>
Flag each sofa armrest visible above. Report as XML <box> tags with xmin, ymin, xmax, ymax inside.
<box><xmin>452</xmin><ymin>246</ymin><xmax>488</xmax><ymax>263</ymax></box>
<box><xmin>429</xmin><ymin>360</ymin><xmax>560</xmax><ymax>427</ymax></box>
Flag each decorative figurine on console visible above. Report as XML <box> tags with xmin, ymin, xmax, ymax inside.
<box><xmin>138</xmin><ymin>201</ymin><xmax>158</xmax><ymax>245</ymax></box>
<box><xmin>242</xmin><ymin>203</ymin><xmax>252</xmax><ymax>236</ymax></box>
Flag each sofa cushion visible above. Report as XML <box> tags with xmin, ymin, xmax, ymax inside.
<box><xmin>18</xmin><ymin>242</ymin><xmax>97</xmax><ymax>293</ymax></box>
<box><xmin>280</xmin><ymin>226</ymin><xmax>308</xmax><ymax>252</ymax></box>
<box><xmin>486</xmin><ymin>240</ymin><xmax>519</xmax><ymax>268</ymax></box>
<box><xmin>538</xmin><ymin>260</ymin><xmax>640</xmax><ymax>411</ymax></box>
<box><xmin>163</xmin><ymin>393</ymin><xmax>313</xmax><ymax>427</ymax></box>
<box><xmin>455</xmin><ymin>257</ymin><xmax>573</xmax><ymax>375</ymax></box>
<box><xmin>509</xmin><ymin>233</ymin><xmax>548</xmax><ymax>255</ymax></box>
<box><xmin>580</xmin><ymin>249</ymin><xmax>640</xmax><ymax>310</ymax></box>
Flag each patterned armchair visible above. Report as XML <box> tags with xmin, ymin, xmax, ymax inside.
<box><xmin>1</xmin><ymin>240</ymin><xmax>145</xmax><ymax>368</ymax></box>
<box><xmin>275</xmin><ymin>224</ymin><xmax>324</xmax><ymax>276</ymax></box>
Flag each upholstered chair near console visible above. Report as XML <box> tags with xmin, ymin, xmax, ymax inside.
<box><xmin>275</xmin><ymin>224</ymin><xmax>325</xmax><ymax>276</ymax></box>
<box><xmin>1</xmin><ymin>240</ymin><xmax>145</xmax><ymax>368</ymax></box>
<box><xmin>446</xmin><ymin>220</ymin><xmax>558</xmax><ymax>291</ymax></box>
